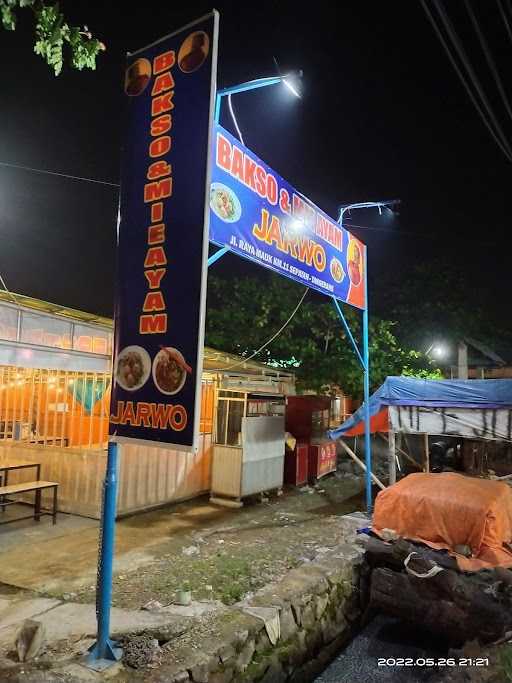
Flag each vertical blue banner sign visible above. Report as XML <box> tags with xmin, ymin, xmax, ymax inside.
<box><xmin>209</xmin><ymin>124</ymin><xmax>366</xmax><ymax>310</ymax></box>
<box><xmin>110</xmin><ymin>12</ymin><xmax>219</xmax><ymax>451</ymax></box>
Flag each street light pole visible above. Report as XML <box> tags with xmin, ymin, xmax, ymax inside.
<box><xmin>334</xmin><ymin>198</ymin><xmax>400</xmax><ymax>514</ymax></box>
<box><xmin>214</xmin><ymin>72</ymin><xmax>302</xmax><ymax>124</ymax></box>
<box><xmin>208</xmin><ymin>72</ymin><xmax>302</xmax><ymax>267</ymax></box>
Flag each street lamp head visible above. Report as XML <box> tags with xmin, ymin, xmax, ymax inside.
<box><xmin>283</xmin><ymin>78</ymin><xmax>301</xmax><ymax>98</ymax></box>
<box><xmin>432</xmin><ymin>344</ymin><xmax>447</xmax><ymax>358</ymax></box>
<box><xmin>282</xmin><ymin>70</ymin><xmax>303</xmax><ymax>98</ymax></box>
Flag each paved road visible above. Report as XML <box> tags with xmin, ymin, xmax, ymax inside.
<box><xmin>316</xmin><ymin>614</ymin><xmax>448</xmax><ymax>682</ymax></box>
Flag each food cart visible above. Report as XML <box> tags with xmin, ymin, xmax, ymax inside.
<box><xmin>210</xmin><ymin>389</ymin><xmax>287</xmax><ymax>507</ymax></box>
<box><xmin>285</xmin><ymin>395</ymin><xmax>338</xmax><ymax>484</ymax></box>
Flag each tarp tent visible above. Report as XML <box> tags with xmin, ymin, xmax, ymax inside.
<box><xmin>329</xmin><ymin>377</ymin><xmax>512</xmax><ymax>441</ymax></box>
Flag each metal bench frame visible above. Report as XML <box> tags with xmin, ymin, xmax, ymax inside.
<box><xmin>0</xmin><ymin>482</ymin><xmax>58</xmax><ymax>526</ymax></box>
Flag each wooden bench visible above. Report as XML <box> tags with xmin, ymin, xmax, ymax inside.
<box><xmin>0</xmin><ymin>481</ymin><xmax>58</xmax><ymax>526</ymax></box>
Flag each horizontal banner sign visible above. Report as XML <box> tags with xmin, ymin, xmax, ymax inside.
<box><xmin>209</xmin><ymin>124</ymin><xmax>366</xmax><ymax>309</ymax></box>
<box><xmin>110</xmin><ymin>13</ymin><xmax>218</xmax><ymax>450</ymax></box>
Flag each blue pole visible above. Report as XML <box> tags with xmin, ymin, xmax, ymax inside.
<box><xmin>217</xmin><ymin>77</ymin><xmax>282</xmax><ymax>98</ymax></box>
<box><xmin>362</xmin><ymin>247</ymin><xmax>372</xmax><ymax>515</ymax></box>
<box><xmin>86</xmin><ymin>441</ymin><xmax>122</xmax><ymax>668</ymax></box>
<box><xmin>214</xmin><ymin>93</ymin><xmax>221</xmax><ymax>124</ymax></box>
<box><xmin>208</xmin><ymin>245</ymin><xmax>229</xmax><ymax>267</ymax></box>
<box><xmin>331</xmin><ymin>297</ymin><xmax>365</xmax><ymax>369</ymax></box>
<box><xmin>214</xmin><ymin>76</ymin><xmax>287</xmax><ymax>125</ymax></box>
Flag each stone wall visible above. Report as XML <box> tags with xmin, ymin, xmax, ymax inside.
<box><xmin>142</xmin><ymin>536</ymin><xmax>365</xmax><ymax>683</ymax></box>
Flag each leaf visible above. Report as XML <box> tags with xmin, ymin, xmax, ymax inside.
<box><xmin>0</xmin><ymin>3</ymin><xmax>16</xmax><ymax>30</ymax></box>
<box><xmin>1</xmin><ymin>0</ymin><xmax>104</xmax><ymax>74</ymax></box>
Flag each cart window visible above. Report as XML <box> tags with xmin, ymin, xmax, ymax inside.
<box><xmin>216</xmin><ymin>396</ymin><xmax>244</xmax><ymax>445</ymax></box>
<box><xmin>227</xmin><ymin>401</ymin><xmax>244</xmax><ymax>445</ymax></box>
<box><xmin>216</xmin><ymin>399</ymin><xmax>228</xmax><ymax>445</ymax></box>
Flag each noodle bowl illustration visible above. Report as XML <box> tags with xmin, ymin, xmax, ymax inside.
<box><xmin>152</xmin><ymin>347</ymin><xmax>191</xmax><ymax>395</ymax></box>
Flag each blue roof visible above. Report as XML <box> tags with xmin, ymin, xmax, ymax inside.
<box><xmin>329</xmin><ymin>377</ymin><xmax>512</xmax><ymax>439</ymax></box>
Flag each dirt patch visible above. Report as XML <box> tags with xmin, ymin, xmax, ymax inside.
<box><xmin>70</xmin><ymin>476</ymin><xmax>365</xmax><ymax>609</ymax></box>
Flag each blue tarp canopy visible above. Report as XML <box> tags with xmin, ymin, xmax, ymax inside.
<box><xmin>329</xmin><ymin>377</ymin><xmax>512</xmax><ymax>439</ymax></box>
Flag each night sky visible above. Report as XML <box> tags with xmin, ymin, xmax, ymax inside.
<box><xmin>0</xmin><ymin>1</ymin><xmax>509</xmax><ymax>319</ymax></box>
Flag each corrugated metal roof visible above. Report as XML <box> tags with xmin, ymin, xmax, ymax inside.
<box><xmin>0</xmin><ymin>290</ymin><xmax>113</xmax><ymax>327</ymax></box>
<box><xmin>0</xmin><ymin>290</ymin><xmax>293</xmax><ymax>379</ymax></box>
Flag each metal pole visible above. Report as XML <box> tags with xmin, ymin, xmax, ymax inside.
<box><xmin>208</xmin><ymin>245</ymin><xmax>229</xmax><ymax>267</ymax></box>
<box><xmin>85</xmin><ymin>440</ymin><xmax>122</xmax><ymax>670</ymax></box>
<box><xmin>362</xmin><ymin>246</ymin><xmax>372</xmax><ymax>514</ymax></box>
<box><xmin>214</xmin><ymin>93</ymin><xmax>221</xmax><ymax>124</ymax></box>
<box><xmin>331</xmin><ymin>297</ymin><xmax>364</xmax><ymax>369</ymax></box>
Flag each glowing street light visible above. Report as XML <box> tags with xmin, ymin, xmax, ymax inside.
<box><xmin>426</xmin><ymin>342</ymin><xmax>448</xmax><ymax>359</ymax></box>
<box><xmin>282</xmin><ymin>77</ymin><xmax>301</xmax><ymax>98</ymax></box>
<box><xmin>214</xmin><ymin>70</ymin><xmax>303</xmax><ymax>123</ymax></box>
<box><xmin>208</xmin><ymin>69</ymin><xmax>303</xmax><ymax>268</ymax></box>
<box><xmin>338</xmin><ymin>199</ymin><xmax>401</xmax><ymax>226</ymax></box>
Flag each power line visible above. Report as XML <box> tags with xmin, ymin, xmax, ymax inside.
<box><xmin>420</xmin><ymin>0</ymin><xmax>512</xmax><ymax>162</ymax></box>
<box><xmin>464</xmin><ymin>0</ymin><xmax>512</xmax><ymax>124</ymax></box>
<box><xmin>433</xmin><ymin>0</ymin><xmax>512</xmax><ymax>158</ymax></box>
<box><xmin>497</xmin><ymin>0</ymin><xmax>512</xmax><ymax>45</ymax></box>
<box><xmin>227</xmin><ymin>93</ymin><xmax>245</xmax><ymax>146</ymax></box>
<box><xmin>0</xmin><ymin>160</ymin><xmax>119</xmax><ymax>187</ymax></box>
<box><xmin>209</xmin><ymin>286</ymin><xmax>309</xmax><ymax>372</ymax></box>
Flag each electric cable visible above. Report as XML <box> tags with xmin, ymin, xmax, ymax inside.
<box><xmin>464</xmin><ymin>0</ymin><xmax>512</xmax><ymax>123</ymax></box>
<box><xmin>209</xmin><ymin>286</ymin><xmax>309</xmax><ymax>372</ymax></box>
<box><xmin>497</xmin><ymin>0</ymin><xmax>512</xmax><ymax>47</ymax></box>
<box><xmin>420</xmin><ymin>0</ymin><xmax>512</xmax><ymax>162</ymax></box>
<box><xmin>0</xmin><ymin>160</ymin><xmax>119</xmax><ymax>187</ymax></box>
<box><xmin>433</xmin><ymin>0</ymin><xmax>512</xmax><ymax>159</ymax></box>
<box><xmin>227</xmin><ymin>94</ymin><xmax>245</xmax><ymax>146</ymax></box>
<box><xmin>496</xmin><ymin>0</ymin><xmax>512</xmax><ymax>42</ymax></box>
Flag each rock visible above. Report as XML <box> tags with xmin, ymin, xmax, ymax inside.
<box><xmin>255</xmin><ymin>630</ymin><xmax>271</xmax><ymax>653</ymax></box>
<box><xmin>314</xmin><ymin>547</ymin><xmax>332</xmax><ymax>556</ymax></box>
<box><xmin>15</xmin><ymin>619</ymin><xmax>45</xmax><ymax>662</ymax></box>
<box><xmin>217</xmin><ymin>643</ymin><xmax>236</xmax><ymax>664</ymax></box>
<box><xmin>279</xmin><ymin>607</ymin><xmax>298</xmax><ymax>641</ymax></box>
<box><xmin>209</xmin><ymin>667</ymin><xmax>234</xmax><ymax>683</ymax></box>
<box><xmin>232</xmin><ymin>629</ymin><xmax>249</xmax><ymax>649</ymax></box>
<box><xmin>305</xmin><ymin>628</ymin><xmax>322</xmax><ymax>657</ymax></box>
<box><xmin>300</xmin><ymin>602</ymin><xmax>316</xmax><ymax>630</ymax></box>
<box><xmin>182</xmin><ymin>545</ymin><xmax>200</xmax><ymax>556</ymax></box>
<box><xmin>495</xmin><ymin>567</ymin><xmax>512</xmax><ymax>587</ymax></box>
<box><xmin>190</xmin><ymin>657</ymin><xmax>218</xmax><ymax>683</ymax></box>
<box><xmin>315</xmin><ymin>594</ymin><xmax>329</xmax><ymax>620</ymax></box>
<box><xmin>141</xmin><ymin>600</ymin><xmax>163</xmax><ymax>611</ymax></box>
<box><xmin>236</xmin><ymin>638</ymin><xmax>255</xmax><ymax>672</ymax></box>
<box><xmin>380</xmin><ymin>528</ymin><xmax>399</xmax><ymax>542</ymax></box>
<box><xmin>123</xmin><ymin>634</ymin><xmax>161</xmax><ymax>669</ymax></box>
<box><xmin>260</xmin><ymin>660</ymin><xmax>283</xmax><ymax>683</ymax></box>
<box><xmin>171</xmin><ymin>672</ymin><xmax>190</xmax><ymax>683</ymax></box>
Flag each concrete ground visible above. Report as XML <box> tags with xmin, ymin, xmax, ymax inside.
<box><xmin>0</xmin><ymin>504</ymin><xmax>97</xmax><ymax>552</ymax></box>
<box><xmin>0</xmin><ymin>474</ymin><xmax>367</xmax><ymax>681</ymax></box>
<box><xmin>0</xmin><ymin>476</ymin><xmax>366</xmax><ymax>600</ymax></box>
